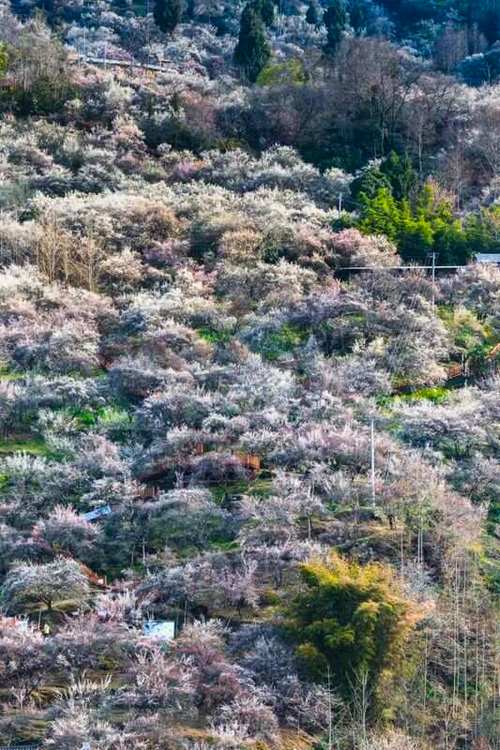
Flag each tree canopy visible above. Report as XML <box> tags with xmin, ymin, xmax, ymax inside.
<box><xmin>286</xmin><ymin>553</ymin><xmax>416</xmax><ymax>711</ymax></box>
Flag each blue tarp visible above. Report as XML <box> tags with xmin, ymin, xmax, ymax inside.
<box><xmin>82</xmin><ymin>505</ymin><xmax>112</xmax><ymax>522</ymax></box>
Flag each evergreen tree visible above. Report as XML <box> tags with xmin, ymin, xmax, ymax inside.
<box><xmin>359</xmin><ymin>186</ymin><xmax>401</xmax><ymax>241</ymax></box>
<box><xmin>380</xmin><ymin>151</ymin><xmax>417</xmax><ymax>201</ymax></box>
<box><xmin>324</xmin><ymin>0</ymin><xmax>347</xmax><ymax>55</ymax></box>
<box><xmin>464</xmin><ymin>207</ymin><xmax>500</xmax><ymax>255</ymax></box>
<box><xmin>478</xmin><ymin>7</ymin><xmax>500</xmax><ymax>45</ymax></box>
<box><xmin>234</xmin><ymin>3</ymin><xmax>271</xmax><ymax>82</ymax></box>
<box><xmin>153</xmin><ymin>0</ymin><xmax>183</xmax><ymax>34</ymax></box>
<box><xmin>39</xmin><ymin>0</ymin><xmax>55</xmax><ymax>20</ymax></box>
<box><xmin>397</xmin><ymin>198</ymin><xmax>434</xmax><ymax>261</ymax></box>
<box><xmin>305</xmin><ymin>0</ymin><xmax>319</xmax><ymax>25</ymax></box>
<box><xmin>351</xmin><ymin>164</ymin><xmax>392</xmax><ymax>201</ymax></box>
<box><xmin>9</xmin><ymin>0</ymin><xmax>29</xmax><ymax>20</ymax></box>
<box><xmin>16</xmin><ymin>0</ymin><xmax>57</xmax><ymax>24</ymax></box>
<box><xmin>348</xmin><ymin>0</ymin><xmax>389</xmax><ymax>33</ymax></box>
<box><xmin>357</xmin><ymin>181</ymin><xmax>476</xmax><ymax>264</ymax></box>
<box><xmin>252</xmin><ymin>0</ymin><xmax>275</xmax><ymax>27</ymax></box>
<box><xmin>113</xmin><ymin>0</ymin><xmax>131</xmax><ymax>14</ymax></box>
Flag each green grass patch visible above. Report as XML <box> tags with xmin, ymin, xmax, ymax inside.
<box><xmin>258</xmin><ymin>323</ymin><xmax>308</xmax><ymax>361</ymax></box>
<box><xmin>69</xmin><ymin>406</ymin><xmax>132</xmax><ymax>437</ymax></box>
<box><xmin>0</xmin><ymin>436</ymin><xmax>50</xmax><ymax>456</ymax></box>
<box><xmin>96</xmin><ymin>406</ymin><xmax>132</xmax><ymax>430</ymax></box>
<box><xmin>209</xmin><ymin>539</ymin><xmax>241</xmax><ymax>552</ymax></box>
<box><xmin>378</xmin><ymin>385</ymin><xmax>450</xmax><ymax>407</ymax></box>
<box><xmin>399</xmin><ymin>386</ymin><xmax>450</xmax><ymax>404</ymax></box>
<box><xmin>71</xmin><ymin>407</ymin><xmax>99</xmax><ymax>427</ymax></box>
<box><xmin>196</xmin><ymin>327</ymin><xmax>233</xmax><ymax>344</ymax></box>
<box><xmin>0</xmin><ymin>363</ymin><xmax>25</xmax><ymax>381</ymax></box>
<box><xmin>210</xmin><ymin>477</ymin><xmax>273</xmax><ymax>504</ymax></box>
<box><xmin>5</xmin><ymin>714</ymin><xmax>49</xmax><ymax>742</ymax></box>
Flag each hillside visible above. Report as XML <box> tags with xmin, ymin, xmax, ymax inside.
<box><xmin>0</xmin><ymin>1</ymin><xmax>499</xmax><ymax>749</ymax></box>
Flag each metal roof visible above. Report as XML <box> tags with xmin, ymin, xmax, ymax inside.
<box><xmin>475</xmin><ymin>254</ymin><xmax>500</xmax><ymax>263</ymax></box>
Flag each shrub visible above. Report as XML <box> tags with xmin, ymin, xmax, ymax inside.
<box><xmin>285</xmin><ymin>552</ymin><xmax>416</xmax><ymax>714</ymax></box>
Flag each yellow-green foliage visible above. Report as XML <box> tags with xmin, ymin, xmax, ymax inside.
<box><xmin>257</xmin><ymin>58</ymin><xmax>308</xmax><ymax>86</ymax></box>
<box><xmin>286</xmin><ymin>552</ymin><xmax>416</xmax><ymax>711</ymax></box>
<box><xmin>0</xmin><ymin>44</ymin><xmax>8</xmax><ymax>78</ymax></box>
<box><xmin>439</xmin><ymin>306</ymin><xmax>495</xmax><ymax>356</ymax></box>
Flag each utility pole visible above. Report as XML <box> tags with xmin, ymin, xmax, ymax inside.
<box><xmin>146</xmin><ymin>0</ymin><xmax>151</xmax><ymax>67</ymax></box>
<box><xmin>327</xmin><ymin>664</ymin><xmax>334</xmax><ymax>750</ymax></box>
<box><xmin>431</xmin><ymin>251</ymin><xmax>436</xmax><ymax>310</ymax></box>
<box><xmin>370</xmin><ymin>419</ymin><xmax>376</xmax><ymax>507</ymax></box>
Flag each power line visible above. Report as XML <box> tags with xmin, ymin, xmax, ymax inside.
<box><xmin>339</xmin><ymin>264</ymin><xmax>465</xmax><ymax>270</ymax></box>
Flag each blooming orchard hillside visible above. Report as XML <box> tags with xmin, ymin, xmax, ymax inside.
<box><xmin>0</xmin><ymin>1</ymin><xmax>498</xmax><ymax>749</ymax></box>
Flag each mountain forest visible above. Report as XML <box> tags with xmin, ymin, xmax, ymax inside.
<box><xmin>0</xmin><ymin>0</ymin><xmax>499</xmax><ymax>748</ymax></box>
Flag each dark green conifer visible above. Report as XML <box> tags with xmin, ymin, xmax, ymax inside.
<box><xmin>380</xmin><ymin>151</ymin><xmax>417</xmax><ymax>201</ymax></box>
<box><xmin>113</xmin><ymin>0</ymin><xmax>130</xmax><ymax>14</ymax></box>
<box><xmin>305</xmin><ymin>0</ymin><xmax>319</xmax><ymax>25</ymax></box>
<box><xmin>153</xmin><ymin>0</ymin><xmax>183</xmax><ymax>34</ymax></box>
<box><xmin>234</xmin><ymin>3</ymin><xmax>271</xmax><ymax>82</ymax></box>
<box><xmin>323</xmin><ymin>0</ymin><xmax>347</xmax><ymax>54</ymax></box>
<box><xmin>252</xmin><ymin>0</ymin><xmax>275</xmax><ymax>26</ymax></box>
